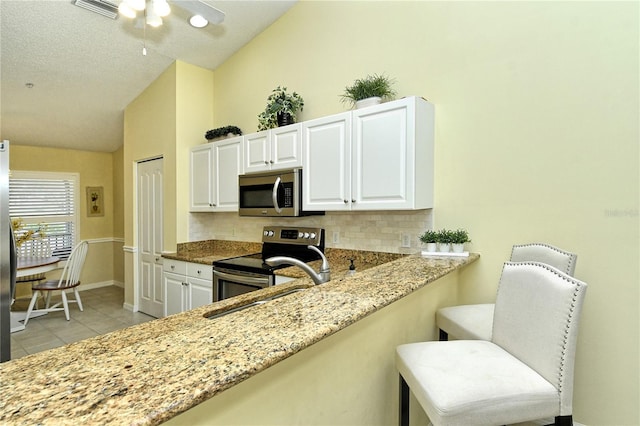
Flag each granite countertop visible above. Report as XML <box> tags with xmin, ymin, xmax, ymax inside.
<box><xmin>0</xmin><ymin>240</ymin><xmax>479</xmax><ymax>425</ymax></box>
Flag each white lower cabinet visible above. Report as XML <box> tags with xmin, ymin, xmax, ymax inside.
<box><xmin>163</xmin><ymin>259</ymin><xmax>213</xmax><ymax>317</ymax></box>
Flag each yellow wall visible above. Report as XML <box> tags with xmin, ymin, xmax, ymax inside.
<box><xmin>9</xmin><ymin>144</ymin><xmax>123</xmax><ymax>288</ymax></box>
<box><xmin>123</xmin><ymin>61</ymin><xmax>214</xmax><ymax>307</ymax></box>
<box><xmin>209</xmin><ymin>2</ymin><xmax>639</xmax><ymax>424</ymax></box>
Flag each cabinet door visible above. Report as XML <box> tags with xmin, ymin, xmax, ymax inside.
<box><xmin>164</xmin><ymin>272</ymin><xmax>186</xmax><ymax>317</ymax></box>
<box><xmin>190</xmin><ymin>144</ymin><xmax>215</xmax><ymax>211</ymax></box>
<box><xmin>213</xmin><ymin>136</ymin><xmax>243</xmax><ymax>211</ymax></box>
<box><xmin>271</xmin><ymin>123</ymin><xmax>302</xmax><ymax>170</ymax></box>
<box><xmin>352</xmin><ymin>98</ymin><xmax>415</xmax><ymax>210</ymax></box>
<box><xmin>243</xmin><ymin>131</ymin><xmax>270</xmax><ymax>174</ymax></box>
<box><xmin>188</xmin><ymin>276</ymin><xmax>213</xmax><ymax>310</ymax></box>
<box><xmin>302</xmin><ymin>113</ymin><xmax>352</xmax><ymax>211</ymax></box>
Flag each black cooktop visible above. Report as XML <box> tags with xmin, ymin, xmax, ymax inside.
<box><xmin>213</xmin><ymin>226</ymin><xmax>325</xmax><ymax>275</ymax></box>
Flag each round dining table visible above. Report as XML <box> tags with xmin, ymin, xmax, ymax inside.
<box><xmin>11</xmin><ymin>256</ymin><xmax>61</xmax><ymax>333</ymax></box>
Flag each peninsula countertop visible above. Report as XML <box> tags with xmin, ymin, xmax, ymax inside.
<box><xmin>0</xmin><ymin>250</ymin><xmax>479</xmax><ymax>425</ymax></box>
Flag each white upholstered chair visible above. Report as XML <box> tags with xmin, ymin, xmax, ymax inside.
<box><xmin>23</xmin><ymin>241</ymin><xmax>88</xmax><ymax>325</ymax></box>
<box><xmin>436</xmin><ymin>243</ymin><xmax>577</xmax><ymax>341</ymax></box>
<box><xmin>396</xmin><ymin>261</ymin><xmax>588</xmax><ymax>426</ymax></box>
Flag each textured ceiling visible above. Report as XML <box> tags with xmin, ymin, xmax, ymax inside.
<box><xmin>0</xmin><ymin>0</ymin><xmax>296</xmax><ymax>152</ymax></box>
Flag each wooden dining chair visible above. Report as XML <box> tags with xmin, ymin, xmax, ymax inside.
<box><xmin>15</xmin><ymin>238</ymin><xmax>53</xmax><ymax>285</ymax></box>
<box><xmin>23</xmin><ymin>241</ymin><xmax>89</xmax><ymax>325</ymax></box>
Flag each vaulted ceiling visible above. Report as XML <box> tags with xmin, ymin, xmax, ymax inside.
<box><xmin>0</xmin><ymin>0</ymin><xmax>296</xmax><ymax>152</ymax></box>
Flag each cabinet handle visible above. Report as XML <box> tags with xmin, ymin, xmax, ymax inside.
<box><xmin>197</xmin><ymin>270</ymin><xmax>201</xmax><ymax>275</ymax></box>
<box><xmin>343</xmin><ymin>199</ymin><xmax>348</xmax><ymax>204</ymax></box>
<box><xmin>351</xmin><ymin>199</ymin><xmax>356</xmax><ymax>203</ymax></box>
<box><xmin>210</xmin><ymin>203</ymin><xmax>216</xmax><ymax>207</ymax></box>
<box><xmin>171</xmin><ymin>265</ymin><xmax>175</xmax><ymax>270</ymax></box>
<box><xmin>269</xmin><ymin>160</ymin><xmax>274</xmax><ymax>164</ymax></box>
<box><xmin>182</xmin><ymin>282</ymin><xmax>187</xmax><ymax>286</ymax></box>
<box><xmin>264</xmin><ymin>161</ymin><xmax>269</xmax><ymax>165</ymax></box>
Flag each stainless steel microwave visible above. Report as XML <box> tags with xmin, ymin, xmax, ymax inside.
<box><xmin>238</xmin><ymin>168</ymin><xmax>323</xmax><ymax>217</ymax></box>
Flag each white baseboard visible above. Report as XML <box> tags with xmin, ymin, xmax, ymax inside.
<box><xmin>533</xmin><ymin>420</ymin><xmax>585</xmax><ymax>426</ymax></box>
<box><xmin>78</xmin><ymin>280</ymin><xmax>120</xmax><ymax>291</ymax></box>
<box><xmin>123</xmin><ymin>302</ymin><xmax>138</xmax><ymax>312</ymax></box>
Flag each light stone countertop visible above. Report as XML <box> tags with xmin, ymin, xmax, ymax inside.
<box><xmin>0</xmin><ymin>243</ymin><xmax>479</xmax><ymax>425</ymax></box>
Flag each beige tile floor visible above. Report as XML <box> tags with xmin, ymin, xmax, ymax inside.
<box><xmin>10</xmin><ymin>285</ymin><xmax>155</xmax><ymax>360</ymax></box>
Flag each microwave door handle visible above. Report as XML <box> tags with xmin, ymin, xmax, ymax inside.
<box><xmin>272</xmin><ymin>176</ymin><xmax>282</xmax><ymax>213</ymax></box>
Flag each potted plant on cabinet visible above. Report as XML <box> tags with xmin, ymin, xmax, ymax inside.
<box><xmin>419</xmin><ymin>229</ymin><xmax>438</xmax><ymax>253</ymax></box>
<box><xmin>450</xmin><ymin>228</ymin><xmax>471</xmax><ymax>253</ymax></box>
<box><xmin>257</xmin><ymin>86</ymin><xmax>304</xmax><ymax>131</ymax></box>
<box><xmin>340</xmin><ymin>73</ymin><xmax>396</xmax><ymax>109</ymax></box>
<box><xmin>205</xmin><ymin>125</ymin><xmax>243</xmax><ymax>141</ymax></box>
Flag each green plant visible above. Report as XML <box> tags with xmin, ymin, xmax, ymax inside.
<box><xmin>419</xmin><ymin>229</ymin><xmax>438</xmax><ymax>244</ymax></box>
<box><xmin>257</xmin><ymin>86</ymin><xmax>304</xmax><ymax>131</ymax></box>
<box><xmin>436</xmin><ymin>229</ymin><xmax>454</xmax><ymax>244</ymax></box>
<box><xmin>205</xmin><ymin>125</ymin><xmax>243</xmax><ymax>140</ymax></box>
<box><xmin>450</xmin><ymin>228</ymin><xmax>471</xmax><ymax>244</ymax></box>
<box><xmin>340</xmin><ymin>73</ymin><xmax>396</xmax><ymax>107</ymax></box>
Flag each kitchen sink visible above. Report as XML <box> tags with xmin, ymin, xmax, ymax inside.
<box><xmin>206</xmin><ymin>288</ymin><xmax>306</xmax><ymax>320</ymax></box>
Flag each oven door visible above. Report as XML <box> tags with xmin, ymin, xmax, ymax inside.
<box><xmin>238</xmin><ymin>169</ymin><xmax>298</xmax><ymax>217</ymax></box>
<box><xmin>213</xmin><ymin>268</ymin><xmax>274</xmax><ymax>302</ymax></box>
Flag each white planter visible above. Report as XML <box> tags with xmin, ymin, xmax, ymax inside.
<box><xmin>452</xmin><ymin>243</ymin><xmax>465</xmax><ymax>253</ymax></box>
<box><xmin>355</xmin><ymin>96</ymin><xmax>382</xmax><ymax>109</ymax></box>
<box><xmin>424</xmin><ymin>243</ymin><xmax>437</xmax><ymax>252</ymax></box>
<box><xmin>438</xmin><ymin>243</ymin><xmax>451</xmax><ymax>253</ymax></box>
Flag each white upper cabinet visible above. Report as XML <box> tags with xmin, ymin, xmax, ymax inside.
<box><xmin>190</xmin><ymin>136</ymin><xmax>243</xmax><ymax>212</ymax></box>
<box><xmin>303</xmin><ymin>96</ymin><xmax>434</xmax><ymax>211</ymax></box>
<box><xmin>243</xmin><ymin>124</ymin><xmax>302</xmax><ymax>174</ymax></box>
<box><xmin>302</xmin><ymin>112</ymin><xmax>352</xmax><ymax>211</ymax></box>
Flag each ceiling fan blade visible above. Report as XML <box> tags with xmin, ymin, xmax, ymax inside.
<box><xmin>174</xmin><ymin>1</ymin><xmax>225</xmax><ymax>25</ymax></box>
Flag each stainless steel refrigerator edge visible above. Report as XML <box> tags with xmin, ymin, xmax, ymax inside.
<box><xmin>1</xmin><ymin>140</ymin><xmax>16</xmax><ymax>362</ymax></box>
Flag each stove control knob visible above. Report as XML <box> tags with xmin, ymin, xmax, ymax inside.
<box><xmin>264</xmin><ymin>231</ymin><xmax>269</xmax><ymax>236</ymax></box>
<box><xmin>298</xmin><ymin>232</ymin><xmax>304</xmax><ymax>238</ymax></box>
<box><xmin>304</xmin><ymin>232</ymin><xmax>310</xmax><ymax>239</ymax></box>
<box><xmin>310</xmin><ymin>232</ymin><xmax>317</xmax><ymax>239</ymax></box>
<box><xmin>268</xmin><ymin>231</ymin><xmax>275</xmax><ymax>237</ymax></box>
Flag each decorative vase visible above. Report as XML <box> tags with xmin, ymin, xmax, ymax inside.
<box><xmin>355</xmin><ymin>96</ymin><xmax>382</xmax><ymax>109</ymax></box>
<box><xmin>438</xmin><ymin>243</ymin><xmax>451</xmax><ymax>253</ymax></box>
<box><xmin>452</xmin><ymin>243</ymin><xmax>465</xmax><ymax>253</ymax></box>
<box><xmin>277</xmin><ymin>112</ymin><xmax>294</xmax><ymax>127</ymax></box>
<box><xmin>424</xmin><ymin>242</ymin><xmax>437</xmax><ymax>252</ymax></box>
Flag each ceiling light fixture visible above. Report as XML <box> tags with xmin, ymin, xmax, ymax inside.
<box><xmin>189</xmin><ymin>15</ymin><xmax>208</xmax><ymax>28</ymax></box>
<box><xmin>118</xmin><ymin>0</ymin><xmax>170</xmax><ymax>26</ymax></box>
<box><xmin>118</xmin><ymin>0</ymin><xmax>225</xmax><ymax>29</ymax></box>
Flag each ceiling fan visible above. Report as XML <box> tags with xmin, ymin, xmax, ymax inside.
<box><xmin>73</xmin><ymin>0</ymin><xmax>225</xmax><ymax>29</ymax></box>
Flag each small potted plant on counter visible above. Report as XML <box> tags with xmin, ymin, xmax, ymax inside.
<box><xmin>451</xmin><ymin>228</ymin><xmax>471</xmax><ymax>253</ymax></box>
<box><xmin>340</xmin><ymin>73</ymin><xmax>396</xmax><ymax>109</ymax></box>
<box><xmin>257</xmin><ymin>86</ymin><xmax>304</xmax><ymax>131</ymax></box>
<box><xmin>436</xmin><ymin>229</ymin><xmax>453</xmax><ymax>253</ymax></box>
<box><xmin>419</xmin><ymin>229</ymin><xmax>438</xmax><ymax>253</ymax></box>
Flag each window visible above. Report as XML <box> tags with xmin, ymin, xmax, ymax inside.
<box><xmin>9</xmin><ymin>171</ymin><xmax>79</xmax><ymax>260</ymax></box>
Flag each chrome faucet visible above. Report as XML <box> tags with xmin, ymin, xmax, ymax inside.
<box><xmin>265</xmin><ymin>245</ymin><xmax>331</xmax><ymax>285</ymax></box>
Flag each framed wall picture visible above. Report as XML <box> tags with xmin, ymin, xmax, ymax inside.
<box><xmin>86</xmin><ymin>186</ymin><xmax>104</xmax><ymax>217</ymax></box>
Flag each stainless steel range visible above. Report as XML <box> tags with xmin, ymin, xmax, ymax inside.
<box><xmin>212</xmin><ymin>226</ymin><xmax>325</xmax><ymax>302</ymax></box>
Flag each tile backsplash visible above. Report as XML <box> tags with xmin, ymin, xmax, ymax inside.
<box><xmin>189</xmin><ymin>210</ymin><xmax>433</xmax><ymax>254</ymax></box>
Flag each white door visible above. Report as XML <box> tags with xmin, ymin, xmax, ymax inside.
<box><xmin>137</xmin><ymin>158</ymin><xmax>164</xmax><ymax>318</ymax></box>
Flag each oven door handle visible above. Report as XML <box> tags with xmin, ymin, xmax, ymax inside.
<box><xmin>214</xmin><ymin>269</ymin><xmax>271</xmax><ymax>286</ymax></box>
<box><xmin>272</xmin><ymin>176</ymin><xmax>282</xmax><ymax>214</ymax></box>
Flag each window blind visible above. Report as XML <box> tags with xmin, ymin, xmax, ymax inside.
<box><xmin>9</xmin><ymin>171</ymin><xmax>79</xmax><ymax>260</ymax></box>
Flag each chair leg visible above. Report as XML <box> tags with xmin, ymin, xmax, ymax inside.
<box><xmin>439</xmin><ymin>328</ymin><xmax>448</xmax><ymax>341</ymax></box>
<box><xmin>399</xmin><ymin>374</ymin><xmax>409</xmax><ymax>426</ymax></box>
<box><xmin>74</xmin><ymin>288</ymin><xmax>84</xmax><ymax>311</ymax></box>
<box><xmin>45</xmin><ymin>291</ymin><xmax>52</xmax><ymax>308</ymax></box>
<box><xmin>24</xmin><ymin>291</ymin><xmax>39</xmax><ymax>326</ymax></box>
<box><xmin>61</xmin><ymin>291</ymin><xmax>70</xmax><ymax>321</ymax></box>
<box><xmin>554</xmin><ymin>415</ymin><xmax>573</xmax><ymax>426</ymax></box>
